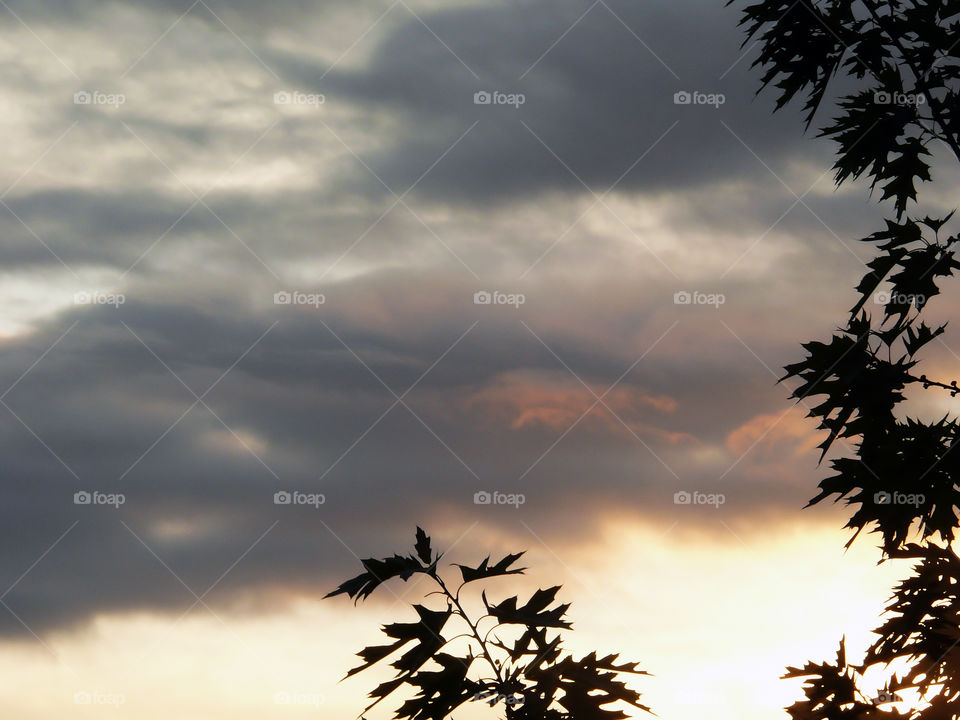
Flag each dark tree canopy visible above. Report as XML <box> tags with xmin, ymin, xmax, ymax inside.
<box><xmin>735</xmin><ymin>0</ymin><xmax>960</xmax><ymax>717</ymax></box>
<box><xmin>738</xmin><ymin>0</ymin><xmax>960</xmax><ymax>216</ymax></box>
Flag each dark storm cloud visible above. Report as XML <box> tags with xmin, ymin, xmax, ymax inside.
<box><xmin>0</xmin><ymin>278</ymin><xmax>825</xmax><ymax>637</ymax></box>
<box><xmin>272</xmin><ymin>0</ymin><xmax>836</xmax><ymax>202</ymax></box>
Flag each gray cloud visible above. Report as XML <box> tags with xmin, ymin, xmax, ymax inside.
<box><xmin>0</xmin><ymin>0</ymin><xmax>893</xmax><ymax>641</ymax></box>
<box><xmin>0</xmin><ymin>0</ymin><xmax>343</xmax><ymax>29</ymax></box>
<box><xmin>269</xmin><ymin>0</ymin><xmax>836</xmax><ymax>203</ymax></box>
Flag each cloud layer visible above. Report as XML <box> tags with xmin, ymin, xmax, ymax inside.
<box><xmin>0</xmin><ymin>0</ymin><xmax>908</xmax><ymax>640</ymax></box>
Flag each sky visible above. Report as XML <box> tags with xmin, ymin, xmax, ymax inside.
<box><xmin>2</xmin><ymin>1</ymin><xmax>960</xmax><ymax>718</ymax></box>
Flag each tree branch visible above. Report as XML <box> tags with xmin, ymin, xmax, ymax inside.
<box><xmin>865</xmin><ymin>0</ymin><xmax>960</xmax><ymax>162</ymax></box>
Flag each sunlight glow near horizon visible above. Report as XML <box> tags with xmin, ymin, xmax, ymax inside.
<box><xmin>0</xmin><ymin>518</ymin><xmax>904</xmax><ymax>720</ymax></box>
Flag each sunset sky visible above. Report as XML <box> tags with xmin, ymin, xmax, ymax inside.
<box><xmin>2</xmin><ymin>1</ymin><xmax>960</xmax><ymax>718</ymax></box>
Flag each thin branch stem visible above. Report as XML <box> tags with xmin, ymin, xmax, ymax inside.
<box><xmin>914</xmin><ymin>374</ymin><xmax>960</xmax><ymax>396</ymax></box>
<box><xmin>431</xmin><ymin>572</ymin><xmax>504</xmax><ymax>685</ymax></box>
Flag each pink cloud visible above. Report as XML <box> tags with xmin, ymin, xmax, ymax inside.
<box><xmin>466</xmin><ymin>370</ymin><xmax>693</xmax><ymax>444</ymax></box>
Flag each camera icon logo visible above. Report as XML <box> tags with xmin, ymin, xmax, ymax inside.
<box><xmin>874</xmin><ymin>91</ymin><xmax>892</xmax><ymax>104</ymax></box>
<box><xmin>673</xmin><ymin>91</ymin><xmax>692</xmax><ymax>105</ymax></box>
<box><xmin>673</xmin><ymin>291</ymin><xmax>692</xmax><ymax>305</ymax></box>
<box><xmin>673</xmin><ymin>491</ymin><xmax>692</xmax><ymax>505</ymax></box>
<box><xmin>274</xmin><ymin>491</ymin><xmax>292</xmax><ymax>505</ymax></box>
<box><xmin>474</xmin><ymin>290</ymin><xmax>492</xmax><ymax>305</ymax></box>
<box><xmin>873</xmin><ymin>291</ymin><xmax>891</xmax><ymax>304</ymax></box>
<box><xmin>474</xmin><ymin>491</ymin><xmax>492</xmax><ymax>505</ymax></box>
<box><xmin>74</xmin><ymin>291</ymin><xmax>92</xmax><ymax>304</ymax></box>
<box><xmin>74</xmin><ymin>491</ymin><xmax>92</xmax><ymax>505</ymax></box>
<box><xmin>74</xmin><ymin>91</ymin><xmax>92</xmax><ymax>105</ymax></box>
<box><xmin>274</xmin><ymin>91</ymin><xmax>292</xmax><ymax>105</ymax></box>
<box><xmin>474</xmin><ymin>91</ymin><xmax>492</xmax><ymax>105</ymax></box>
<box><xmin>274</xmin><ymin>291</ymin><xmax>292</xmax><ymax>305</ymax></box>
<box><xmin>74</xmin><ymin>691</ymin><xmax>92</xmax><ymax>705</ymax></box>
<box><xmin>874</xmin><ymin>491</ymin><xmax>892</xmax><ymax>505</ymax></box>
<box><xmin>872</xmin><ymin>690</ymin><xmax>902</xmax><ymax>705</ymax></box>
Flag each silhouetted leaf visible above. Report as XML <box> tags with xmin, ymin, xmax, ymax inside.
<box><xmin>324</xmin><ymin>554</ymin><xmax>426</xmax><ymax>603</ymax></box>
<box><xmin>325</xmin><ymin>529</ymin><xmax>441</xmax><ymax>603</ymax></box>
<box><xmin>456</xmin><ymin>552</ymin><xmax>526</xmax><ymax>584</ymax></box>
<box><xmin>485</xmin><ymin>587</ymin><xmax>572</xmax><ymax>630</ymax></box>
<box><xmin>414</xmin><ymin>526</ymin><xmax>433</xmax><ymax>565</ymax></box>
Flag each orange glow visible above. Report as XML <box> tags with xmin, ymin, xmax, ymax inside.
<box><xmin>466</xmin><ymin>370</ymin><xmax>693</xmax><ymax>443</ymax></box>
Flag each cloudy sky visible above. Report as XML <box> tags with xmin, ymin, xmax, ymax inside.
<box><xmin>2</xmin><ymin>1</ymin><xmax>959</xmax><ymax>718</ymax></box>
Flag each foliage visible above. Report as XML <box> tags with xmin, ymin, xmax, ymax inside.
<box><xmin>735</xmin><ymin>0</ymin><xmax>960</xmax><ymax>717</ymax></box>
<box><xmin>326</xmin><ymin>528</ymin><xmax>652</xmax><ymax>719</ymax></box>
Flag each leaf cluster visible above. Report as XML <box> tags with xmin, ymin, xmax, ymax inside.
<box><xmin>326</xmin><ymin>528</ymin><xmax>651</xmax><ymax>719</ymax></box>
<box><xmin>735</xmin><ymin>1</ymin><xmax>960</xmax><ymax>717</ymax></box>
<box><xmin>734</xmin><ymin>0</ymin><xmax>960</xmax><ymax>216</ymax></box>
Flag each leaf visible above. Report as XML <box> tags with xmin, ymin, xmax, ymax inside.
<box><xmin>324</xmin><ymin>554</ymin><xmax>426</xmax><ymax>603</ymax></box>
<box><xmin>353</xmin><ymin>605</ymin><xmax>454</xmax><ymax>716</ymax></box>
<box><xmin>485</xmin><ymin>587</ymin><xmax>572</xmax><ymax>629</ymax></box>
<box><xmin>414</xmin><ymin>527</ymin><xmax>433</xmax><ymax>565</ymax></box>
<box><xmin>903</xmin><ymin>322</ymin><xmax>946</xmax><ymax>356</ymax></box>
<box><xmin>392</xmin><ymin>653</ymin><xmax>481</xmax><ymax>720</ymax></box>
<box><xmin>325</xmin><ymin>529</ymin><xmax>444</xmax><ymax>603</ymax></box>
<box><xmin>456</xmin><ymin>552</ymin><xmax>526</xmax><ymax>584</ymax></box>
<box><xmin>879</xmin><ymin>137</ymin><xmax>932</xmax><ymax>217</ymax></box>
<box><xmin>524</xmin><ymin>651</ymin><xmax>652</xmax><ymax>720</ymax></box>
<box><xmin>850</xmin><ymin>246</ymin><xmax>907</xmax><ymax>317</ymax></box>
<box><xmin>345</xmin><ymin>641</ymin><xmax>406</xmax><ymax>679</ymax></box>
<box><xmin>919</xmin><ymin>210</ymin><xmax>956</xmax><ymax>233</ymax></box>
